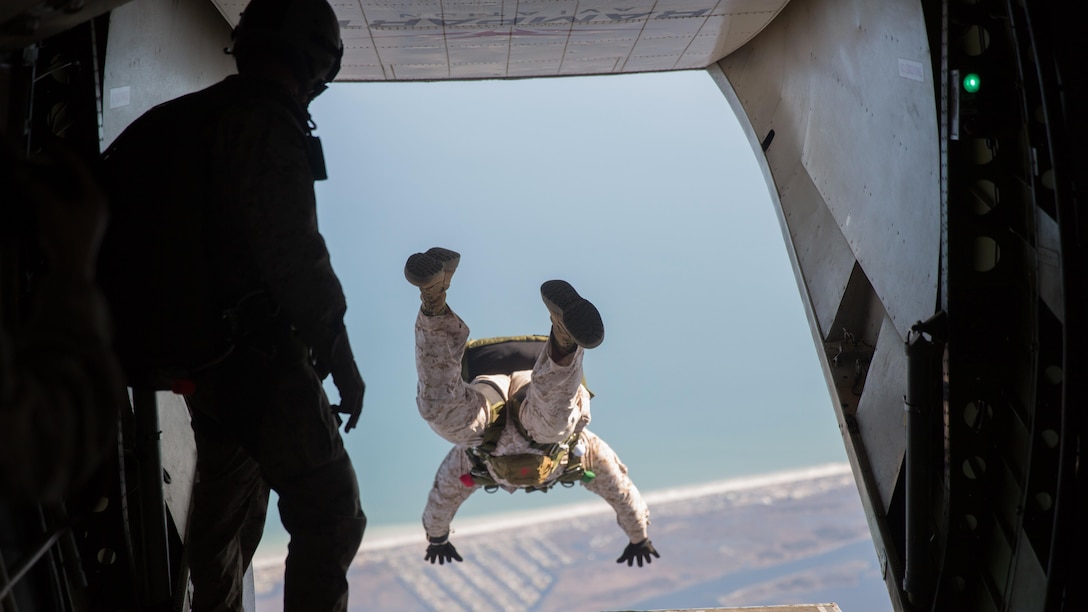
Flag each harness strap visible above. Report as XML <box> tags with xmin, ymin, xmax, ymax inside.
<box><xmin>506</xmin><ymin>385</ymin><xmax>558</xmax><ymax>454</ymax></box>
<box><xmin>472</xmin><ymin>378</ymin><xmax>507</xmax><ymax>456</ymax></box>
<box><xmin>465</xmin><ymin>380</ymin><xmax>590</xmax><ymax>491</ymax></box>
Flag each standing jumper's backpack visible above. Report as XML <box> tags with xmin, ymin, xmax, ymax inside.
<box><xmin>97</xmin><ymin>89</ymin><xmax>235</xmax><ymax>389</ymax></box>
<box><xmin>98</xmin><ymin>79</ymin><xmax>328</xmax><ymax>390</ymax></box>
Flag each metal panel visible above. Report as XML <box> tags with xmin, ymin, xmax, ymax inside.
<box><xmin>158</xmin><ymin>393</ymin><xmax>197</xmax><ymax>544</ymax></box>
<box><xmin>707</xmin><ymin>61</ymin><xmax>850</xmax><ymax>406</ymax></box>
<box><xmin>776</xmin><ymin>166</ymin><xmax>857</xmax><ymax>339</ymax></box>
<box><xmin>709</xmin><ymin>59</ymin><xmax>909</xmax><ymax>611</ymax></box>
<box><xmin>717</xmin><ymin>0</ymin><xmax>939</xmax><ymax>342</ymax></box>
<box><xmin>711</xmin><ymin>1</ymin><xmax>938</xmax><ymax>606</ymax></box>
<box><xmin>1035</xmin><ymin>207</ymin><xmax>1064</xmax><ymax>323</ymax></box>
<box><xmin>855</xmin><ymin>317</ymin><xmax>908</xmax><ymax>510</ymax></box>
<box><xmin>1007</xmin><ymin>528</ymin><xmax>1047</xmax><ymax>609</ymax></box>
<box><xmin>713</xmin><ymin>32</ymin><xmax>857</xmax><ymax>342</ymax></box>
<box><xmin>512</xmin><ymin>0</ymin><xmax>581</xmax><ymax>27</ymax></box>
<box><xmin>509</xmin><ymin>38</ymin><xmax>567</xmax><ymax>77</ymax></box>
<box><xmin>101</xmin><ymin>0</ymin><xmax>235</xmax><ymax>148</ymax></box>
<box><xmin>207</xmin><ymin>0</ymin><xmax>788</xmax><ymax>80</ymax></box>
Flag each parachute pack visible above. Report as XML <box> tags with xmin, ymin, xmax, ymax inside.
<box><xmin>97</xmin><ymin>77</ymin><xmax>320</xmax><ymax>389</ymax></box>
<box><xmin>97</xmin><ymin>88</ymin><xmax>231</xmax><ymax>389</ymax></box>
<box><xmin>459</xmin><ymin>336</ymin><xmax>594</xmax><ymax>492</ymax></box>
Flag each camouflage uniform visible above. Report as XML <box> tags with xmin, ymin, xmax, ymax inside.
<box><xmin>415</xmin><ymin>309</ymin><xmax>651</xmax><ymax>543</ymax></box>
<box><xmin>0</xmin><ymin>274</ymin><xmax>126</xmax><ymax>501</ymax></box>
<box><xmin>105</xmin><ymin>74</ymin><xmax>365</xmax><ymax>611</ymax></box>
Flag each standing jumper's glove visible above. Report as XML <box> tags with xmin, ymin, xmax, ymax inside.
<box><xmin>424</xmin><ymin>534</ymin><xmax>463</xmax><ymax>565</ymax></box>
<box><xmin>616</xmin><ymin>539</ymin><xmax>660</xmax><ymax>567</ymax></box>
<box><xmin>326</xmin><ymin>330</ymin><xmax>365</xmax><ymax>433</ymax></box>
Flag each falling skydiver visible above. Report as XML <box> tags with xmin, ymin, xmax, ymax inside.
<box><xmin>406</xmin><ymin>247</ymin><xmax>660</xmax><ymax>567</ymax></box>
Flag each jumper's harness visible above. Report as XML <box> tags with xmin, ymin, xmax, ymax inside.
<box><xmin>458</xmin><ymin>336</ymin><xmax>595</xmax><ymax>493</ymax></box>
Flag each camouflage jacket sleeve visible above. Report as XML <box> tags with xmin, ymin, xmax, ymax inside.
<box><xmin>422</xmin><ymin>446</ymin><xmax>478</xmax><ymax>539</ymax></box>
<box><xmin>580</xmin><ymin>429</ymin><xmax>651</xmax><ymax>543</ymax></box>
<box><xmin>0</xmin><ymin>275</ymin><xmax>126</xmax><ymax>501</ymax></box>
<box><xmin>215</xmin><ymin>97</ymin><xmax>348</xmax><ymax>357</ymax></box>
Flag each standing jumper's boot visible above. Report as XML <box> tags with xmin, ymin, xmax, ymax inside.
<box><xmin>405</xmin><ymin>247</ymin><xmax>460</xmax><ymax>315</ymax></box>
<box><xmin>540</xmin><ymin>280</ymin><xmax>604</xmax><ymax>360</ymax></box>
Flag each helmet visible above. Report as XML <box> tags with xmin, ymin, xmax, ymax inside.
<box><xmin>231</xmin><ymin>0</ymin><xmax>343</xmax><ymax>98</ymax></box>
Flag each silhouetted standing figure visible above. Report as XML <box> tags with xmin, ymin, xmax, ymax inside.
<box><xmin>99</xmin><ymin>1</ymin><xmax>366</xmax><ymax>609</ymax></box>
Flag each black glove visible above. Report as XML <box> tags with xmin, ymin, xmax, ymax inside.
<box><xmin>424</xmin><ymin>534</ymin><xmax>463</xmax><ymax>565</ymax></box>
<box><xmin>616</xmin><ymin>539</ymin><xmax>659</xmax><ymax>567</ymax></box>
<box><xmin>327</xmin><ymin>331</ymin><xmax>365</xmax><ymax>433</ymax></box>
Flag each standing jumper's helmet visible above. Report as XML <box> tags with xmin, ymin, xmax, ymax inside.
<box><xmin>231</xmin><ymin>0</ymin><xmax>343</xmax><ymax>99</ymax></box>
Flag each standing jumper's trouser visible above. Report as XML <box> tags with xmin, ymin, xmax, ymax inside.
<box><xmin>414</xmin><ymin>308</ymin><xmax>591</xmax><ymax>447</ymax></box>
<box><xmin>187</xmin><ymin>330</ymin><xmax>366</xmax><ymax>612</ymax></box>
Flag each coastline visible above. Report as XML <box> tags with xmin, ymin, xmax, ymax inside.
<box><xmin>252</xmin><ymin>462</ymin><xmax>852</xmax><ymax>569</ymax></box>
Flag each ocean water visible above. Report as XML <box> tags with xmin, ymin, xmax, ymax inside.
<box><xmin>250</xmin><ymin>71</ymin><xmax>845</xmax><ymax>563</ymax></box>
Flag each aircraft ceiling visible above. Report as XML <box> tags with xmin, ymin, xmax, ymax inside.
<box><xmin>3</xmin><ymin>1</ymin><xmax>787</xmax><ymax>79</ymax></box>
<box><xmin>210</xmin><ymin>0</ymin><xmax>789</xmax><ymax>81</ymax></box>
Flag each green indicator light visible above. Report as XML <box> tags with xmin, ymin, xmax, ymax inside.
<box><xmin>963</xmin><ymin>73</ymin><xmax>981</xmax><ymax>93</ymax></box>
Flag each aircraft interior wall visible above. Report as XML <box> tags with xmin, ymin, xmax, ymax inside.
<box><xmin>709</xmin><ymin>0</ymin><xmax>939</xmax><ymax>602</ymax></box>
<box><xmin>710</xmin><ymin>0</ymin><xmax>1087</xmax><ymax>609</ymax></box>
<box><xmin>101</xmin><ymin>0</ymin><xmax>236</xmax><ymax>148</ymax></box>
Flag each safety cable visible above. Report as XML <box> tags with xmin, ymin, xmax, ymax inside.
<box><xmin>0</xmin><ymin>523</ymin><xmax>68</xmax><ymax>602</ymax></box>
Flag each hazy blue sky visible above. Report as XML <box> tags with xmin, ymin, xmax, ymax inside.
<box><xmin>256</xmin><ymin>68</ymin><xmax>847</xmax><ymax>558</ymax></box>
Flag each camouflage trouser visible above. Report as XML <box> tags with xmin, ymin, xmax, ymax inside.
<box><xmin>187</xmin><ymin>330</ymin><xmax>365</xmax><ymax>612</ymax></box>
<box><xmin>415</xmin><ymin>310</ymin><xmax>652</xmax><ymax>542</ymax></box>
<box><xmin>414</xmin><ymin>308</ymin><xmax>591</xmax><ymax>447</ymax></box>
